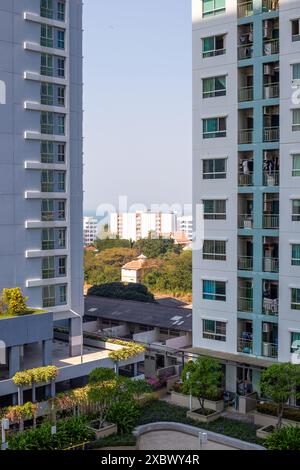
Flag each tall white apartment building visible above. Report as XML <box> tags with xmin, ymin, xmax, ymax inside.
<box><xmin>83</xmin><ymin>217</ymin><xmax>99</xmax><ymax>245</ymax></box>
<box><xmin>0</xmin><ymin>0</ymin><xmax>83</xmax><ymax>366</ymax></box>
<box><xmin>177</xmin><ymin>215</ymin><xmax>193</xmax><ymax>240</ymax></box>
<box><xmin>193</xmin><ymin>0</ymin><xmax>300</xmax><ymax>394</ymax></box>
<box><xmin>110</xmin><ymin>211</ymin><xmax>177</xmax><ymax>241</ymax></box>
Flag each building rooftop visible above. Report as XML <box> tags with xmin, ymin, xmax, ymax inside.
<box><xmin>85</xmin><ymin>296</ymin><xmax>192</xmax><ymax>332</ymax></box>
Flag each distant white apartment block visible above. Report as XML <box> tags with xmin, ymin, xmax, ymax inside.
<box><xmin>177</xmin><ymin>215</ymin><xmax>193</xmax><ymax>240</ymax></box>
<box><xmin>193</xmin><ymin>0</ymin><xmax>300</xmax><ymax>395</ymax></box>
<box><xmin>110</xmin><ymin>211</ymin><xmax>177</xmax><ymax>241</ymax></box>
<box><xmin>83</xmin><ymin>217</ymin><xmax>99</xmax><ymax>245</ymax></box>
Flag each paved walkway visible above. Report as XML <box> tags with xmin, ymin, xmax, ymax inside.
<box><xmin>138</xmin><ymin>430</ymin><xmax>236</xmax><ymax>451</ymax></box>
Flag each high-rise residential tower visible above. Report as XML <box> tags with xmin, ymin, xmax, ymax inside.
<box><xmin>0</xmin><ymin>0</ymin><xmax>83</xmax><ymax>357</ymax></box>
<box><xmin>193</xmin><ymin>0</ymin><xmax>300</xmax><ymax>394</ymax></box>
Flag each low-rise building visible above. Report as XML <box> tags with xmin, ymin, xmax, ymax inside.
<box><xmin>84</xmin><ymin>296</ymin><xmax>192</xmax><ymax>378</ymax></box>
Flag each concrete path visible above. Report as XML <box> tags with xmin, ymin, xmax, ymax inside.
<box><xmin>138</xmin><ymin>430</ymin><xmax>236</xmax><ymax>451</ymax></box>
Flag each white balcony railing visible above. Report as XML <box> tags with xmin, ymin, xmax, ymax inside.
<box><xmin>239</xmin><ymin>129</ymin><xmax>253</xmax><ymax>144</ymax></box>
<box><xmin>239</xmin><ymin>86</ymin><xmax>253</xmax><ymax>102</ymax></box>
<box><xmin>263</xmin><ymin>257</ymin><xmax>279</xmax><ymax>273</ymax></box>
<box><xmin>237</xmin><ymin>1</ymin><xmax>254</xmax><ymax>18</ymax></box>
<box><xmin>238</xmin><ymin>256</ymin><xmax>253</xmax><ymax>271</ymax></box>
<box><xmin>263</xmin><ymin>214</ymin><xmax>279</xmax><ymax>229</ymax></box>
<box><xmin>263</xmin><ymin>127</ymin><xmax>279</xmax><ymax>142</ymax></box>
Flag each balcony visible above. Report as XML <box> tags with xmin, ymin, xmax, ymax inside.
<box><xmin>239</xmin><ymin>86</ymin><xmax>253</xmax><ymax>102</ymax></box>
<box><xmin>238</xmin><ymin>256</ymin><xmax>253</xmax><ymax>271</ymax></box>
<box><xmin>263</xmin><ymin>257</ymin><xmax>279</xmax><ymax>273</ymax></box>
<box><xmin>237</xmin><ymin>1</ymin><xmax>253</xmax><ymax>18</ymax></box>
<box><xmin>238</xmin><ymin>214</ymin><xmax>253</xmax><ymax>229</ymax></box>
<box><xmin>263</xmin><ymin>170</ymin><xmax>279</xmax><ymax>186</ymax></box>
<box><xmin>238</xmin><ymin>172</ymin><xmax>253</xmax><ymax>186</ymax></box>
<box><xmin>263</xmin><ymin>214</ymin><xmax>279</xmax><ymax>229</ymax></box>
<box><xmin>263</xmin><ymin>127</ymin><xmax>279</xmax><ymax>142</ymax></box>
<box><xmin>262</xmin><ymin>342</ymin><xmax>278</xmax><ymax>358</ymax></box>
<box><xmin>238</xmin><ymin>337</ymin><xmax>253</xmax><ymax>354</ymax></box>
<box><xmin>238</xmin><ymin>44</ymin><xmax>253</xmax><ymax>60</ymax></box>
<box><xmin>263</xmin><ymin>39</ymin><xmax>279</xmax><ymax>56</ymax></box>
<box><xmin>264</xmin><ymin>82</ymin><xmax>279</xmax><ymax>99</ymax></box>
<box><xmin>238</xmin><ymin>297</ymin><xmax>253</xmax><ymax>313</ymax></box>
<box><xmin>262</xmin><ymin>297</ymin><xmax>278</xmax><ymax>316</ymax></box>
<box><xmin>239</xmin><ymin>129</ymin><xmax>253</xmax><ymax>144</ymax></box>
<box><xmin>262</xmin><ymin>0</ymin><xmax>279</xmax><ymax>12</ymax></box>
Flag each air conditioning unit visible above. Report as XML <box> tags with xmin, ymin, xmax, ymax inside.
<box><xmin>263</xmin><ymin>323</ymin><xmax>270</xmax><ymax>333</ymax></box>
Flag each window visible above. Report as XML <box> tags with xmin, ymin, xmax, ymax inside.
<box><xmin>202</xmin><ymin>0</ymin><xmax>226</xmax><ymax>18</ymax></box>
<box><xmin>58</xmin><ymin>257</ymin><xmax>66</xmax><ymax>276</ymax></box>
<box><xmin>41</xmin><ymin>83</ymin><xmax>53</xmax><ymax>106</ymax></box>
<box><xmin>203</xmin><ymin>280</ymin><xmax>226</xmax><ymax>301</ymax></box>
<box><xmin>292</xmin><ymin>109</ymin><xmax>300</xmax><ymax>132</ymax></box>
<box><xmin>41</xmin><ymin>200</ymin><xmax>54</xmax><ymax>221</ymax></box>
<box><xmin>291</xmin><ymin>288</ymin><xmax>300</xmax><ymax>310</ymax></box>
<box><xmin>57</xmin><ymin>86</ymin><xmax>65</xmax><ymax>106</ymax></box>
<box><xmin>41</xmin><ymin>0</ymin><xmax>53</xmax><ymax>19</ymax></box>
<box><xmin>58</xmin><ymin>200</ymin><xmax>66</xmax><ymax>219</ymax></box>
<box><xmin>43</xmin><ymin>286</ymin><xmax>55</xmax><ymax>308</ymax></box>
<box><xmin>203</xmin><ymin>76</ymin><xmax>226</xmax><ymax>98</ymax></box>
<box><xmin>57</xmin><ymin>58</ymin><xmax>65</xmax><ymax>77</ymax></box>
<box><xmin>42</xmin><ymin>229</ymin><xmax>54</xmax><ymax>250</ymax></box>
<box><xmin>58</xmin><ymin>172</ymin><xmax>66</xmax><ymax>191</ymax></box>
<box><xmin>292</xmin><ymin>64</ymin><xmax>300</xmax><ymax>81</ymax></box>
<box><xmin>57</xmin><ymin>115</ymin><xmax>65</xmax><ymax>135</ymax></box>
<box><xmin>292</xmin><ymin>154</ymin><xmax>300</xmax><ymax>176</ymax></box>
<box><xmin>59</xmin><ymin>285</ymin><xmax>67</xmax><ymax>304</ymax></box>
<box><xmin>41</xmin><ymin>112</ymin><xmax>53</xmax><ymax>134</ymax></box>
<box><xmin>203</xmin><ymin>240</ymin><xmax>226</xmax><ymax>261</ymax></box>
<box><xmin>57</xmin><ymin>30</ymin><xmax>65</xmax><ymax>49</ymax></box>
<box><xmin>41</xmin><ymin>141</ymin><xmax>54</xmax><ymax>163</ymax></box>
<box><xmin>58</xmin><ymin>229</ymin><xmax>66</xmax><ymax>248</ymax></box>
<box><xmin>57</xmin><ymin>144</ymin><xmax>65</xmax><ymax>162</ymax></box>
<box><xmin>41</xmin><ymin>54</ymin><xmax>53</xmax><ymax>76</ymax></box>
<box><xmin>291</xmin><ymin>332</ymin><xmax>300</xmax><ymax>354</ymax></box>
<box><xmin>41</xmin><ymin>25</ymin><xmax>53</xmax><ymax>48</ymax></box>
<box><xmin>292</xmin><ymin>19</ymin><xmax>300</xmax><ymax>42</ymax></box>
<box><xmin>203</xmin><ymin>158</ymin><xmax>226</xmax><ymax>179</ymax></box>
<box><xmin>42</xmin><ymin>257</ymin><xmax>55</xmax><ymax>279</ymax></box>
<box><xmin>57</xmin><ymin>1</ymin><xmax>65</xmax><ymax>21</ymax></box>
<box><xmin>292</xmin><ymin>245</ymin><xmax>300</xmax><ymax>266</ymax></box>
<box><xmin>41</xmin><ymin>170</ymin><xmax>54</xmax><ymax>192</ymax></box>
<box><xmin>203</xmin><ymin>319</ymin><xmax>226</xmax><ymax>341</ymax></box>
<box><xmin>292</xmin><ymin>200</ymin><xmax>300</xmax><ymax>221</ymax></box>
<box><xmin>202</xmin><ymin>35</ymin><xmax>225</xmax><ymax>58</ymax></box>
<box><xmin>203</xmin><ymin>117</ymin><xmax>226</xmax><ymax>139</ymax></box>
<box><xmin>203</xmin><ymin>199</ymin><xmax>226</xmax><ymax>220</ymax></box>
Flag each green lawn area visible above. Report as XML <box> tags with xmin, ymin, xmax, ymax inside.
<box><xmin>137</xmin><ymin>400</ymin><xmax>263</xmax><ymax>445</ymax></box>
<box><xmin>0</xmin><ymin>309</ymin><xmax>47</xmax><ymax>319</ymax></box>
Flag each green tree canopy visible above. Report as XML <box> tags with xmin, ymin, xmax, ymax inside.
<box><xmin>260</xmin><ymin>363</ymin><xmax>300</xmax><ymax>429</ymax></box>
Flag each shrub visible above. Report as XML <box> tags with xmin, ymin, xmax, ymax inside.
<box><xmin>88</xmin><ymin>368</ymin><xmax>117</xmax><ymax>384</ymax></box>
<box><xmin>257</xmin><ymin>402</ymin><xmax>300</xmax><ymax>423</ymax></box>
<box><xmin>8</xmin><ymin>416</ymin><xmax>94</xmax><ymax>450</ymax></box>
<box><xmin>265</xmin><ymin>425</ymin><xmax>300</xmax><ymax>450</ymax></box>
<box><xmin>2</xmin><ymin>288</ymin><xmax>28</xmax><ymax>316</ymax></box>
<box><xmin>13</xmin><ymin>366</ymin><xmax>58</xmax><ymax>387</ymax></box>
<box><xmin>87</xmin><ymin>282</ymin><xmax>155</xmax><ymax>303</ymax></box>
<box><xmin>2</xmin><ymin>403</ymin><xmax>38</xmax><ymax>423</ymax></box>
<box><xmin>108</xmin><ymin>341</ymin><xmax>145</xmax><ymax>361</ymax></box>
<box><xmin>106</xmin><ymin>401</ymin><xmax>141</xmax><ymax>435</ymax></box>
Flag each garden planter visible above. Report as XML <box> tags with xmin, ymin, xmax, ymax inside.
<box><xmin>256</xmin><ymin>425</ymin><xmax>275</xmax><ymax>439</ymax></box>
<box><xmin>171</xmin><ymin>391</ymin><xmax>224</xmax><ymax>412</ymax></box>
<box><xmin>187</xmin><ymin>409</ymin><xmax>222</xmax><ymax>424</ymax></box>
<box><xmin>87</xmin><ymin>421</ymin><xmax>117</xmax><ymax>440</ymax></box>
<box><xmin>254</xmin><ymin>411</ymin><xmax>300</xmax><ymax>429</ymax></box>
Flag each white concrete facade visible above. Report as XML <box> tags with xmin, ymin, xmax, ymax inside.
<box><xmin>110</xmin><ymin>211</ymin><xmax>177</xmax><ymax>241</ymax></box>
<box><xmin>83</xmin><ymin>217</ymin><xmax>99</xmax><ymax>246</ymax></box>
<box><xmin>192</xmin><ymin>0</ymin><xmax>300</xmax><ymax>392</ymax></box>
<box><xmin>0</xmin><ymin>0</ymin><xmax>83</xmax><ymax>318</ymax></box>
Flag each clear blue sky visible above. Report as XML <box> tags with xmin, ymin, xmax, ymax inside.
<box><xmin>83</xmin><ymin>0</ymin><xmax>192</xmax><ymax>213</ymax></box>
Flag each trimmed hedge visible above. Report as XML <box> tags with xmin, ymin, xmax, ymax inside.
<box><xmin>257</xmin><ymin>402</ymin><xmax>300</xmax><ymax>423</ymax></box>
<box><xmin>13</xmin><ymin>366</ymin><xmax>58</xmax><ymax>387</ymax></box>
